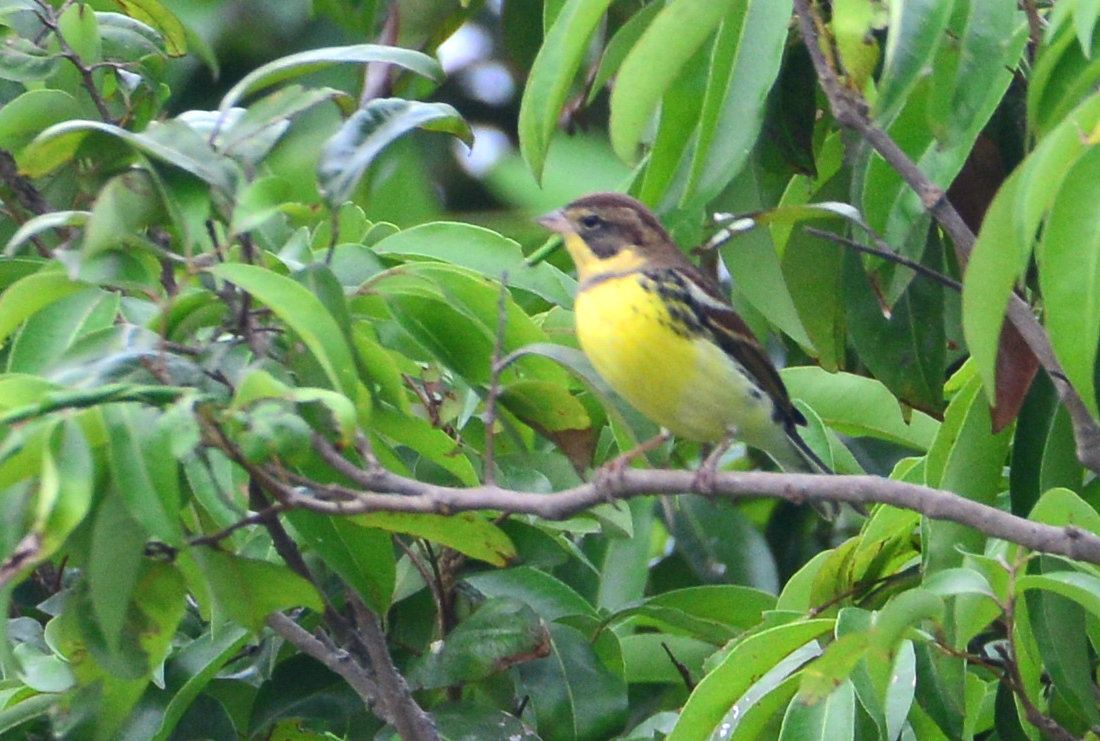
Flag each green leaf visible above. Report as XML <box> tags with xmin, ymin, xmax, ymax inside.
<box><xmin>465</xmin><ymin>566</ymin><xmax>598</xmax><ymax>620</ymax></box>
<box><xmin>191</xmin><ymin>549</ymin><xmax>324</xmax><ymax>633</ymax></box>
<box><xmin>370</xmin><ymin>406</ymin><xmax>479</xmax><ymax>485</ymax></box>
<box><xmin>1018</xmin><ymin>571</ymin><xmax>1100</xmax><ymax>623</ymax></box>
<box><xmin>517</xmin><ymin>623</ymin><xmax>628</xmax><ymax>741</ymax></box>
<box><xmin>0</xmin><ymin>271</ymin><xmax>85</xmax><ymax>348</ymax></box>
<box><xmin>38</xmin><ymin>421</ymin><xmax>93</xmax><ymax>557</ymax></box>
<box><xmin>112</xmin><ymin>0</ymin><xmax>186</xmax><ymax>56</ymax></box>
<box><xmin>317</xmin><ymin>99</ymin><xmax>472</xmax><ymax>207</ymax></box>
<box><xmin>84</xmin><ymin>492</ymin><xmax>146</xmax><ymax>655</ymax></box>
<box><xmin>843</xmin><ymin>243</ymin><xmax>945</xmax><ymax>414</ymax></box>
<box><xmin>923</xmin><ymin>374</ymin><xmax>1012</xmax><ymax>573</ymax></box>
<box><xmin>353</xmin><ymin>511</ymin><xmax>515</xmax><ymax>567</ymax></box>
<box><xmin>407</xmin><ymin>598</ymin><xmax>549</xmax><ymax>689</ymax></box>
<box><xmin>209</xmin><ymin>263</ymin><xmax>359</xmax><ymax>397</ymax></box>
<box><xmin>96</xmin><ymin>12</ymin><xmax>166</xmax><ymax>59</ymax></box>
<box><xmin>286</xmin><ymin>511</ymin><xmax>395</xmax><ymax>612</ymax></box>
<box><xmin>669</xmin><ymin>620</ymin><xmax>834</xmax><ymax>740</ymax></box>
<box><xmin>230</xmin><ymin>175</ymin><xmax>295</xmax><ymax>233</ymax></box>
<box><xmin>83</xmin><ymin>169</ymin><xmax>163</xmax><ymax>258</ymax></box>
<box><xmin>217</xmin><ymin>45</ymin><xmax>443</xmax><ymax>113</ymax></box>
<box><xmin>779</xmin><ymin>681</ymin><xmax>855</xmax><ymax>740</ymax></box>
<box><xmin>1020</xmin><ymin>571</ymin><xmax>1100</xmax><ymax>726</ymax></box>
<box><xmin>1029</xmin><ymin>13</ymin><xmax>1100</xmax><ymax>136</ymax></box>
<box><xmin>59</xmin><ymin>3</ymin><xmax>102</xmax><ymax>62</ymax></box>
<box><xmin>620</xmin><ymin>633</ymin><xmax>715</xmax><ymax>684</ymax></box>
<box><xmin>216</xmin><ymin>85</ymin><xmax>352</xmax><ymax>166</ymax></box>
<box><xmin>609</xmin><ymin>0</ymin><xmax>735</xmax><ymax>164</ymax></box>
<box><xmin>665</xmin><ymin>497</ymin><xmax>779</xmax><ymax>592</ymax></box>
<box><xmin>0</xmin><ymin>89</ymin><xmax>83</xmax><ymax>152</ymax></box>
<box><xmin>0</xmin><ymin>37</ymin><xmax>59</xmax><ymax>82</ymax></box>
<box><xmin>588</xmin><ymin>2</ymin><xmax>663</xmax><ymax>103</ymax></box>
<box><xmin>6</xmin><ymin>287</ymin><xmax>117</xmax><ymax>373</ymax></box>
<box><xmin>780</xmin><ymin>367</ymin><xmax>940</xmax><ymax>450</ymax></box>
<box><xmin>875</xmin><ymin>0</ymin><xmax>955</xmax><ymax>123</ymax></box>
<box><xmin>499</xmin><ymin>379</ymin><xmax>590</xmax><ymax>433</ymax></box>
<box><xmin>684</xmin><ymin>0</ymin><xmax>792</xmax><ymax>205</ymax></box>
<box><xmin>4</xmin><ymin>211</ymin><xmax>89</xmax><ymax>256</ymax></box>
<box><xmin>23</xmin><ymin>119</ymin><xmax>236</xmax><ymax>194</ymax></box>
<box><xmin>1037</xmin><ymin>144</ymin><xmax>1100</xmax><ymax>418</ymax></box>
<box><xmin>371</xmin><ymin>221</ymin><xmax>576</xmax><ymax>306</ymax></box>
<box><xmin>147</xmin><ymin>625</ymin><xmax>251</xmax><ymax>741</ymax></box>
<box><xmin>518</xmin><ymin>0</ymin><xmax>615</xmax><ymax>180</ymax></box>
<box><xmin>960</xmin><ymin>172</ymin><xmax>1025</xmax><ymax>403</ymax></box>
<box><xmin>104</xmin><ymin>404</ymin><xmax>182</xmax><ymax>545</ymax></box>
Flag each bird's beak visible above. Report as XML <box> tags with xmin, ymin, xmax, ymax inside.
<box><xmin>537</xmin><ymin>209</ymin><xmax>572</xmax><ymax>234</ymax></box>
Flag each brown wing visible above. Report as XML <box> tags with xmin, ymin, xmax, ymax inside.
<box><xmin>651</xmin><ymin>265</ymin><xmax>807</xmax><ymax>430</ymax></box>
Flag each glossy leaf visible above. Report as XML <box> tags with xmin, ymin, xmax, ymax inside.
<box><xmin>286</xmin><ymin>511</ymin><xmax>395</xmax><ymax>613</ymax></box>
<box><xmin>875</xmin><ymin>0</ymin><xmax>955</xmax><ymax>123</ymax></box>
<box><xmin>1037</xmin><ymin>144</ymin><xmax>1100</xmax><ymax>418</ymax></box>
<box><xmin>217</xmin><ymin>44</ymin><xmax>442</xmax><ymax>113</ymax></box>
<box><xmin>669</xmin><ymin>620</ymin><xmax>833</xmax><ymax>741</ymax></box>
<box><xmin>518</xmin><ymin>0</ymin><xmax>614</xmax><ymax>180</ymax></box>
<box><xmin>191</xmin><ymin>549</ymin><xmax>323</xmax><ymax>633</ymax></box>
<box><xmin>781</xmin><ymin>367</ymin><xmax>940</xmax><ymax>450</ymax></box>
<box><xmin>407</xmin><ymin>598</ymin><xmax>550</xmax><ymax>689</ymax></box>
<box><xmin>517</xmin><ymin>623</ymin><xmax>628</xmax><ymax>741</ymax></box>
<box><xmin>353</xmin><ymin>511</ymin><xmax>515</xmax><ymax>567</ymax></box>
<box><xmin>609</xmin><ymin>0</ymin><xmax>735</xmax><ymax>164</ymax></box>
<box><xmin>209</xmin><ymin>263</ymin><xmax>359</xmax><ymax>396</ymax></box>
<box><xmin>112</xmin><ymin>0</ymin><xmax>186</xmax><ymax>56</ymax></box>
<box><xmin>683</xmin><ymin>0</ymin><xmax>791</xmax><ymax>205</ymax></box>
<box><xmin>318</xmin><ymin>98</ymin><xmax>472</xmax><ymax>207</ymax></box>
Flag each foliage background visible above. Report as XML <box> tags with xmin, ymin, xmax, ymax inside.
<box><xmin>1</xmin><ymin>0</ymin><xmax>1099</xmax><ymax>739</ymax></box>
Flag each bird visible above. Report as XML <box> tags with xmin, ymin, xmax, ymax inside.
<box><xmin>538</xmin><ymin>192</ymin><xmax>834</xmax><ymax>514</ymax></box>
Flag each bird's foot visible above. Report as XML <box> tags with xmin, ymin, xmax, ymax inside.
<box><xmin>594</xmin><ymin>432</ymin><xmax>670</xmax><ymax>494</ymax></box>
<box><xmin>692</xmin><ymin>428</ymin><xmax>738</xmax><ymax>494</ymax></box>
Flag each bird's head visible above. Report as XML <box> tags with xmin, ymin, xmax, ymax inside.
<box><xmin>538</xmin><ymin>193</ymin><xmax>679</xmax><ymax>280</ymax></box>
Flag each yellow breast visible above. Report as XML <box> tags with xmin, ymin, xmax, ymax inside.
<box><xmin>574</xmin><ymin>274</ymin><xmax>779</xmax><ymax>445</ymax></box>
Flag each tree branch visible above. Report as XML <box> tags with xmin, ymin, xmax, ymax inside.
<box><xmin>790</xmin><ymin>0</ymin><xmax>1100</xmax><ymax>474</ymax></box>
<box><xmin>267</xmin><ymin>613</ymin><xmax>383</xmax><ymax>709</ymax></box>
<box><xmin>349</xmin><ymin>598</ymin><xmax>439</xmax><ymax>741</ymax></box>
<box><xmin>274</xmin><ymin>434</ymin><xmax>1100</xmax><ymax>565</ymax></box>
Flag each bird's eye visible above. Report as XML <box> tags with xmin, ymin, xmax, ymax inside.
<box><xmin>580</xmin><ymin>214</ymin><xmax>602</xmax><ymax>229</ymax></box>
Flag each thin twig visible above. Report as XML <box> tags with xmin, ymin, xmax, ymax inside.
<box><xmin>36</xmin><ymin>4</ymin><xmax>113</xmax><ymax>122</ymax></box>
<box><xmin>482</xmin><ymin>275</ymin><xmax>510</xmax><ymax>486</ymax></box>
<box><xmin>661</xmin><ymin>642</ymin><xmax>696</xmax><ymax>692</ymax></box>
<box><xmin>803</xmin><ymin>226</ymin><xmax>962</xmax><ymax>291</ymax></box>
<box><xmin>188</xmin><ymin>502</ymin><xmax>288</xmax><ymax>547</ymax></box>
<box><xmin>999</xmin><ymin>557</ymin><xmax>1077</xmax><ymax>741</ymax></box>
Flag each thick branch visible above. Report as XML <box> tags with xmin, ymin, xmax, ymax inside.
<box><xmin>285</xmin><ymin>436</ymin><xmax>1100</xmax><ymax>565</ymax></box>
<box><xmin>266</xmin><ymin>613</ymin><xmax>382</xmax><ymax>707</ymax></box>
<box><xmin>791</xmin><ymin>0</ymin><xmax>1100</xmax><ymax>473</ymax></box>
<box><xmin>350</xmin><ymin>599</ymin><xmax>439</xmax><ymax>741</ymax></box>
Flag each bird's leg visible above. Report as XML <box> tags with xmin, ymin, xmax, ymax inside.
<box><xmin>595</xmin><ymin>431</ymin><xmax>671</xmax><ymax>492</ymax></box>
<box><xmin>693</xmin><ymin>427</ymin><xmax>739</xmax><ymax>494</ymax></box>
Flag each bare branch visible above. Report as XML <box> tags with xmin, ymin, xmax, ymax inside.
<box><xmin>802</xmin><ymin>226</ymin><xmax>962</xmax><ymax>291</ymax></box>
<box><xmin>483</xmin><ymin>275</ymin><xmax>510</xmax><ymax>486</ymax></box>
<box><xmin>791</xmin><ymin>0</ymin><xmax>1100</xmax><ymax>474</ymax></box>
<box><xmin>287</xmin><ymin>435</ymin><xmax>1100</xmax><ymax>565</ymax></box>
<box><xmin>267</xmin><ymin>613</ymin><xmax>382</xmax><ymax>708</ymax></box>
<box><xmin>349</xmin><ymin>598</ymin><xmax>439</xmax><ymax>741</ymax></box>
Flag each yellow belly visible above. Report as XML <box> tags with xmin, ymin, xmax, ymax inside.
<box><xmin>575</xmin><ymin>275</ymin><xmax>780</xmax><ymax>446</ymax></box>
